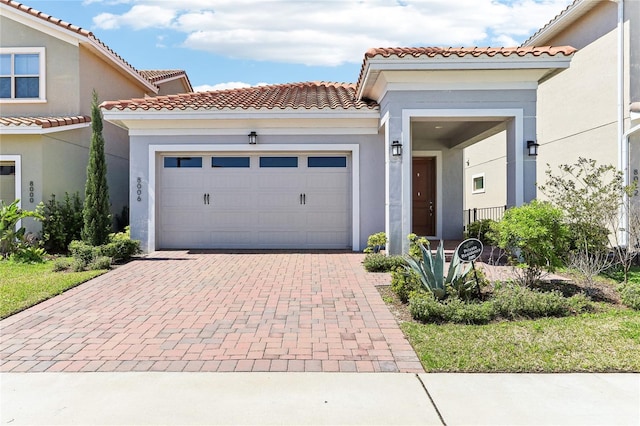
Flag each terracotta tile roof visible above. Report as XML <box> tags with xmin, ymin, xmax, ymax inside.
<box><xmin>139</xmin><ymin>70</ymin><xmax>187</xmax><ymax>83</ymax></box>
<box><xmin>0</xmin><ymin>115</ymin><xmax>91</xmax><ymax>129</ymax></box>
<box><xmin>101</xmin><ymin>82</ymin><xmax>378</xmax><ymax>112</ymax></box>
<box><xmin>356</xmin><ymin>46</ymin><xmax>577</xmax><ymax>97</ymax></box>
<box><xmin>1</xmin><ymin>0</ymin><xmax>156</xmax><ymax>92</ymax></box>
<box><xmin>364</xmin><ymin>46</ymin><xmax>577</xmax><ymax>59</ymax></box>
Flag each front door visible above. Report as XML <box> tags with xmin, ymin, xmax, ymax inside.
<box><xmin>412</xmin><ymin>157</ymin><xmax>436</xmax><ymax>236</ymax></box>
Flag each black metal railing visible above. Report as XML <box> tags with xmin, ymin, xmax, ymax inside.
<box><xmin>463</xmin><ymin>205</ymin><xmax>507</xmax><ymax>230</ymax></box>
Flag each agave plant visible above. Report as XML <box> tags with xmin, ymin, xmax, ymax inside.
<box><xmin>404</xmin><ymin>240</ymin><xmax>471</xmax><ymax>300</ymax></box>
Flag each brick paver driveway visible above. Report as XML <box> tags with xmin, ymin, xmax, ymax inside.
<box><xmin>1</xmin><ymin>252</ymin><xmax>423</xmax><ymax>373</ymax></box>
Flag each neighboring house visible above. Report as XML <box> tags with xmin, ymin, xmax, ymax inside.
<box><xmin>102</xmin><ymin>47</ymin><xmax>576</xmax><ymax>254</ymax></box>
<box><xmin>464</xmin><ymin>0</ymin><xmax>640</xmax><ymax>227</ymax></box>
<box><xmin>0</xmin><ymin>0</ymin><xmax>191</xmax><ymax>233</ymax></box>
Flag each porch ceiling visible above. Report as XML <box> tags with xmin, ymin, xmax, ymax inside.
<box><xmin>411</xmin><ymin>118</ymin><xmax>505</xmax><ymax>149</ymax></box>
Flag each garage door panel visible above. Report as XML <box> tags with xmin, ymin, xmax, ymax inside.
<box><xmin>257</xmin><ymin>231</ymin><xmax>306</xmax><ymax>246</ymax></box>
<box><xmin>211</xmin><ymin>193</ymin><xmax>256</xmax><ymax>209</ymax></box>
<box><xmin>209</xmin><ymin>211</ymin><xmax>258</xmax><ymax>229</ymax></box>
<box><xmin>162</xmin><ymin>231</ymin><xmax>208</xmax><ymax>248</ymax></box>
<box><xmin>258</xmin><ymin>173</ymin><xmax>300</xmax><ymax>189</ymax></box>
<box><xmin>162</xmin><ymin>172</ymin><xmax>204</xmax><ymax>189</ymax></box>
<box><xmin>305</xmin><ymin>173</ymin><xmax>349</xmax><ymax>189</ymax></box>
<box><xmin>307</xmin><ymin>231</ymin><xmax>349</xmax><ymax>247</ymax></box>
<box><xmin>161</xmin><ymin>190</ymin><xmax>206</xmax><ymax>207</ymax></box>
<box><xmin>158</xmin><ymin>153</ymin><xmax>351</xmax><ymax>249</ymax></box>
<box><xmin>207</xmin><ymin>173</ymin><xmax>254</xmax><ymax>189</ymax></box>
<box><xmin>257</xmin><ymin>192</ymin><xmax>300</xmax><ymax>209</ymax></box>
<box><xmin>307</xmin><ymin>211</ymin><xmax>349</xmax><ymax>228</ymax></box>
<box><xmin>210</xmin><ymin>231</ymin><xmax>254</xmax><ymax>247</ymax></box>
<box><xmin>259</xmin><ymin>211</ymin><xmax>306</xmax><ymax>228</ymax></box>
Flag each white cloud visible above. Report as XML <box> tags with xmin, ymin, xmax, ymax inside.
<box><xmin>194</xmin><ymin>81</ymin><xmax>269</xmax><ymax>92</ymax></box>
<box><xmin>92</xmin><ymin>0</ymin><xmax>573</xmax><ymax>66</ymax></box>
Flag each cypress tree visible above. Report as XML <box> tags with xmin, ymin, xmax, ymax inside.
<box><xmin>82</xmin><ymin>90</ymin><xmax>111</xmax><ymax>245</ymax></box>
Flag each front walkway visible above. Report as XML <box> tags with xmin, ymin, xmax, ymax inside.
<box><xmin>0</xmin><ymin>252</ymin><xmax>423</xmax><ymax>373</ymax></box>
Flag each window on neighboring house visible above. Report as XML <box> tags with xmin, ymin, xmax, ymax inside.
<box><xmin>0</xmin><ymin>48</ymin><xmax>45</xmax><ymax>101</ymax></box>
<box><xmin>472</xmin><ymin>173</ymin><xmax>485</xmax><ymax>194</ymax></box>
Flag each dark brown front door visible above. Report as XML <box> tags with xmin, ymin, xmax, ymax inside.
<box><xmin>412</xmin><ymin>157</ymin><xmax>436</xmax><ymax>236</ymax></box>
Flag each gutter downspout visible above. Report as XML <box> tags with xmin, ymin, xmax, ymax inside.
<box><xmin>617</xmin><ymin>0</ymin><xmax>628</xmax><ymax>246</ymax></box>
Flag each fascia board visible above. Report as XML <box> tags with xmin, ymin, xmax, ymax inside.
<box><xmin>0</xmin><ymin>122</ymin><xmax>90</xmax><ymax>134</ymax></box>
<box><xmin>102</xmin><ymin>109</ymin><xmax>380</xmax><ymax>122</ymax></box>
<box><xmin>364</xmin><ymin>56</ymin><xmax>574</xmax><ymax>71</ymax></box>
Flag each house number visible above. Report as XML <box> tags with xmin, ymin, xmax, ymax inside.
<box><xmin>136</xmin><ymin>177</ymin><xmax>143</xmax><ymax>202</ymax></box>
<box><xmin>29</xmin><ymin>181</ymin><xmax>34</xmax><ymax>203</ymax></box>
<box><xmin>634</xmin><ymin>169</ymin><xmax>638</xmax><ymax>197</ymax></box>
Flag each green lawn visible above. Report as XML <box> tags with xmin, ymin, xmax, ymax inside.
<box><xmin>0</xmin><ymin>260</ymin><xmax>106</xmax><ymax>319</ymax></box>
<box><xmin>402</xmin><ymin>307</ymin><xmax>640</xmax><ymax>372</ymax></box>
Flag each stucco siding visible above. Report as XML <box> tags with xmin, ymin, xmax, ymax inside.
<box><xmin>157</xmin><ymin>79</ymin><xmax>190</xmax><ymax>96</ymax></box>
<box><xmin>0</xmin><ymin>15</ymin><xmax>80</xmax><ymax>115</ymax></box>
<box><xmin>128</xmin><ymin>133</ymin><xmax>385</xmax><ymax>252</ymax></box>
<box><xmin>463</xmin><ymin>131</ymin><xmax>507</xmax><ymax>209</ymax></box>
<box><xmin>536</xmin><ymin>3</ymin><xmax>620</xmax><ymax>186</ymax></box>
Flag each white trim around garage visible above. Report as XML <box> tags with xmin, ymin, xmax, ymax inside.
<box><xmin>147</xmin><ymin>144</ymin><xmax>361</xmax><ymax>252</ymax></box>
<box><xmin>0</xmin><ymin>154</ymin><xmax>22</xmax><ymax>227</ymax></box>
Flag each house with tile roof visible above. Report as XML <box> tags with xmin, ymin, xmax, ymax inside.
<box><xmin>102</xmin><ymin>47</ymin><xmax>576</xmax><ymax>254</ymax></box>
<box><xmin>0</xmin><ymin>0</ymin><xmax>192</xmax><ymax>228</ymax></box>
<box><xmin>463</xmin><ymin>0</ymin><xmax>640</xmax><ymax>236</ymax></box>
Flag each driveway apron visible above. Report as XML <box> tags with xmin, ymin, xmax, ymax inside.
<box><xmin>0</xmin><ymin>252</ymin><xmax>423</xmax><ymax>373</ymax></box>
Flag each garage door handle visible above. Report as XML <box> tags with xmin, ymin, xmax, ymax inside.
<box><xmin>204</xmin><ymin>193</ymin><xmax>210</xmax><ymax>205</ymax></box>
<box><xmin>206</xmin><ymin>193</ymin><xmax>210</xmax><ymax>205</ymax></box>
<box><xmin>303</xmin><ymin>193</ymin><xmax>306</xmax><ymax>205</ymax></box>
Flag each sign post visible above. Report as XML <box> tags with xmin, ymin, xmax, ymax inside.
<box><xmin>455</xmin><ymin>238</ymin><xmax>484</xmax><ymax>297</ymax></box>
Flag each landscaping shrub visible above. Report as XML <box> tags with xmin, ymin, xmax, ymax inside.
<box><xmin>9</xmin><ymin>246</ymin><xmax>46</xmax><ymax>264</ymax></box>
<box><xmin>492</xmin><ymin>201</ymin><xmax>569</xmax><ymax>286</ymax></box>
<box><xmin>465</xmin><ymin>219</ymin><xmax>498</xmax><ymax>246</ymax></box>
<box><xmin>68</xmin><ymin>227</ymin><xmax>140</xmax><ymax>271</ymax></box>
<box><xmin>101</xmin><ymin>227</ymin><xmax>141</xmax><ymax>262</ymax></box>
<box><xmin>363</xmin><ymin>232</ymin><xmax>387</xmax><ymax>254</ymax></box>
<box><xmin>492</xmin><ymin>283</ymin><xmax>592</xmax><ymax>319</ymax></box>
<box><xmin>391</xmin><ymin>267</ymin><xmax>422</xmax><ymax>303</ymax></box>
<box><xmin>52</xmin><ymin>257</ymin><xmax>72</xmax><ymax>272</ymax></box>
<box><xmin>409</xmin><ymin>292</ymin><xmax>494</xmax><ymax>325</ymax></box>
<box><xmin>0</xmin><ymin>199</ymin><xmax>43</xmax><ymax>259</ymax></box>
<box><xmin>407</xmin><ymin>233</ymin><xmax>429</xmax><ymax>258</ymax></box>
<box><xmin>89</xmin><ymin>255</ymin><xmax>112</xmax><ymax>271</ymax></box>
<box><xmin>620</xmin><ymin>283</ymin><xmax>640</xmax><ymax>310</ymax></box>
<box><xmin>40</xmin><ymin>192</ymin><xmax>83</xmax><ymax>254</ymax></box>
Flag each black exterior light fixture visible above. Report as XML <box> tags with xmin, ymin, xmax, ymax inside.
<box><xmin>391</xmin><ymin>140</ymin><xmax>402</xmax><ymax>157</ymax></box>
<box><xmin>248</xmin><ymin>131</ymin><xmax>257</xmax><ymax>144</ymax></box>
<box><xmin>527</xmin><ymin>140</ymin><xmax>539</xmax><ymax>156</ymax></box>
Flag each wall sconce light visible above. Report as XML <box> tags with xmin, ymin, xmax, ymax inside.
<box><xmin>527</xmin><ymin>140</ymin><xmax>539</xmax><ymax>156</ymax></box>
<box><xmin>391</xmin><ymin>140</ymin><xmax>402</xmax><ymax>157</ymax></box>
<box><xmin>248</xmin><ymin>131</ymin><xmax>257</xmax><ymax>144</ymax></box>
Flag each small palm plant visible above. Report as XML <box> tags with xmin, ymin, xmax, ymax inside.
<box><xmin>404</xmin><ymin>240</ymin><xmax>472</xmax><ymax>300</ymax></box>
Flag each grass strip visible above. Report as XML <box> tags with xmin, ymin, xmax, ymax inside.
<box><xmin>402</xmin><ymin>308</ymin><xmax>640</xmax><ymax>372</ymax></box>
<box><xmin>0</xmin><ymin>260</ymin><xmax>105</xmax><ymax>319</ymax></box>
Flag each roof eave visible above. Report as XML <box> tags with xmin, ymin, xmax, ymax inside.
<box><xmin>0</xmin><ymin>122</ymin><xmax>91</xmax><ymax>134</ymax></box>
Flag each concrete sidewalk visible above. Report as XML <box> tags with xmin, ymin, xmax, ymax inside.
<box><xmin>2</xmin><ymin>373</ymin><xmax>638</xmax><ymax>425</ymax></box>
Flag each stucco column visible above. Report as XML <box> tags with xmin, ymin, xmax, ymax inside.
<box><xmin>506</xmin><ymin>112</ymin><xmax>537</xmax><ymax>207</ymax></box>
<box><xmin>385</xmin><ymin>114</ymin><xmax>404</xmax><ymax>255</ymax></box>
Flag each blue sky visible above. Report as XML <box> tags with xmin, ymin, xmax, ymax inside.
<box><xmin>27</xmin><ymin>0</ymin><xmax>573</xmax><ymax>91</ymax></box>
